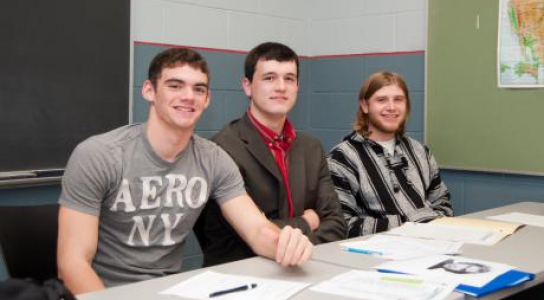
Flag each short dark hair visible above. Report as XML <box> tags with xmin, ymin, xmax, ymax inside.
<box><xmin>244</xmin><ymin>42</ymin><xmax>299</xmax><ymax>82</ymax></box>
<box><xmin>148</xmin><ymin>48</ymin><xmax>210</xmax><ymax>87</ymax></box>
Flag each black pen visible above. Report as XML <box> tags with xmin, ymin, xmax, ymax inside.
<box><xmin>209</xmin><ymin>283</ymin><xmax>258</xmax><ymax>298</ymax></box>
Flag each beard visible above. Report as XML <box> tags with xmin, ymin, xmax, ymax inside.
<box><xmin>367</xmin><ymin>113</ymin><xmax>406</xmax><ymax>136</ymax></box>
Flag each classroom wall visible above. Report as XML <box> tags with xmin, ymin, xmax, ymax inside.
<box><xmin>131</xmin><ymin>0</ymin><xmax>313</xmax><ymax>270</ymax></box>
<box><xmin>117</xmin><ymin>0</ymin><xmax>544</xmax><ymax>271</ymax></box>
<box><xmin>131</xmin><ymin>0</ymin><xmax>429</xmax><ymax>271</ymax></box>
<box><xmin>308</xmin><ymin>0</ymin><xmax>426</xmax><ymax>56</ymax></box>
<box><xmin>2</xmin><ymin>0</ymin><xmax>544</xmax><ymax>280</ymax></box>
<box><xmin>305</xmin><ymin>0</ymin><xmax>544</xmax><ymax>215</ymax></box>
<box><xmin>132</xmin><ymin>0</ymin><xmax>311</xmax><ymax>54</ymax></box>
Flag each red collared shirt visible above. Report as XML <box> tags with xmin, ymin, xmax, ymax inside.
<box><xmin>247</xmin><ymin>110</ymin><xmax>297</xmax><ymax>217</ymax></box>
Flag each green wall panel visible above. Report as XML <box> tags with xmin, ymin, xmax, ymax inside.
<box><xmin>427</xmin><ymin>0</ymin><xmax>544</xmax><ymax>175</ymax></box>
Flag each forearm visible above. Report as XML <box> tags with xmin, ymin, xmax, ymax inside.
<box><xmin>243</xmin><ymin>218</ymin><xmax>314</xmax><ymax>267</ymax></box>
<box><xmin>312</xmin><ymin>176</ymin><xmax>348</xmax><ymax>242</ymax></box>
<box><xmin>247</xmin><ymin>221</ymin><xmax>282</xmax><ymax>259</ymax></box>
<box><xmin>57</xmin><ymin>206</ymin><xmax>103</xmax><ymax>295</ymax></box>
<box><xmin>428</xmin><ymin>186</ymin><xmax>454</xmax><ymax>217</ymax></box>
<box><xmin>258</xmin><ymin>224</ymin><xmax>313</xmax><ymax>267</ymax></box>
<box><xmin>337</xmin><ymin>190</ymin><xmax>391</xmax><ymax>237</ymax></box>
<box><xmin>58</xmin><ymin>256</ymin><xmax>104</xmax><ymax>294</ymax></box>
<box><xmin>220</xmin><ymin>195</ymin><xmax>312</xmax><ymax>266</ymax></box>
<box><xmin>426</xmin><ymin>154</ymin><xmax>454</xmax><ymax>217</ymax></box>
<box><xmin>406</xmin><ymin>189</ymin><xmax>453</xmax><ymax>222</ymax></box>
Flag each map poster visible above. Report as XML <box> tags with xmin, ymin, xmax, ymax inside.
<box><xmin>498</xmin><ymin>0</ymin><xmax>544</xmax><ymax>88</ymax></box>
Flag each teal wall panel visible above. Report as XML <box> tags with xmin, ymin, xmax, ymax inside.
<box><xmin>363</xmin><ymin>53</ymin><xmax>425</xmax><ymax>92</ymax></box>
<box><xmin>406</xmin><ymin>91</ymin><xmax>424</xmax><ymax>133</ymax></box>
<box><xmin>311</xmin><ymin>57</ymin><xmax>365</xmax><ymax>93</ymax></box>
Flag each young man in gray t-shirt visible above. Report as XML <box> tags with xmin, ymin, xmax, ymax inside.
<box><xmin>57</xmin><ymin>48</ymin><xmax>314</xmax><ymax>295</ymax></box>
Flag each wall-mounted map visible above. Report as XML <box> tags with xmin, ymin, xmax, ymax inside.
<box><xmin>498</xmin><ymin>0</ymin><xmax>544</xmax><ymax>88</ymax></box>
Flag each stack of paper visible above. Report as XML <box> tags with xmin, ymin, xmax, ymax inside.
<box><xmin>375</xmin><ymin>255</ymin><xmax>534</xmax><ymax>297</ymax></box>
<box><xmin>160</xmin><ymin>271</ymin><xmax>310</xmax><ymax>300</ymax></box>
<box><xmin>310</xmin><ymin>270</ymin><xmax>457</xmax><ymax>300</ymax></box>
<box><xmin>340</xmin><ymin>235</ymin><xmax>463</xmax><ymax>260</ymax></box>
<box><xmin>488</xmin><ymin>212</ymin><xmax>544</xmax><ymax>228</ymax></box>
<box><xmin>385</xmin><ymin>222</ymin><xmax>508</xmax><ymax>245</ymax></box>
<box><xmin>431</xmin><ymin>217</ymin><xmax>523</xmax><ymax>235</ymax></box>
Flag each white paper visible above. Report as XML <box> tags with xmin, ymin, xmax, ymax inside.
<box><xmin>160</xmin><ymin>271</ymin><xmax>310</xmax><ymax>300</ymax></box>
<box><xmin>341</xmin><ymin>235</ymin><xmax>463</xmax><ymax>260</ymax></box>
<box><xmin>488</xmin><ymin>212</ymin><xmax>544</xmax><ymax>228</ymax></box>
<box><xmin>310</xmin><ymin>270</ymin><xmax>456</xmax><ymax>300</ymax></box>
<box><xmin>385</xmin><ymin>222</ymin><xmax>507</xmax><ymax>245</ymax></box>
<box><xmin>375</xmin><ymin>255</ymin><xmax>514</xmax><ymax>288</ymax></box>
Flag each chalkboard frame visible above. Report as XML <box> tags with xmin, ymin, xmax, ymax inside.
<box><xmin>0</xmin><ymin>0</ymin><xmax>130</xmax><ymax>186</ymax></box>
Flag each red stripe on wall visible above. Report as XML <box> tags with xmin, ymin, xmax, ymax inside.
<box><xmin>134</xmin><ymin>41</ymin><xmax>422</xmax><ymax>59</ymax></box>
<box><xmin>311</xmin><ymin>50</ymin><xmax>425</xmax><ymax>59</ymax></box>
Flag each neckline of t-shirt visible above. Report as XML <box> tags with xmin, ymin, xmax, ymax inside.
<box><xmin>375</xmin><ymin>138</ymin><xmax>396</xmax><ymax>156</ymax></box>
<box><xmin>140</xmin><ymin>123</ymin><xmax>192</xmax><ymax>167</ymax></box>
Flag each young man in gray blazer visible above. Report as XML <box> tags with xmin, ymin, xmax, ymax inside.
<box><xmin>195</xmin><ymin>42</ymin><xmax>346</xmax><ymax>266</ymax></box>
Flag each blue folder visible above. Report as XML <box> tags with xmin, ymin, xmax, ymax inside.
<box><xmin>456</xmin><ymin>269</ymin><xmax>535</xmax><ymax>297</ymax></box>
<box><xmin>378</xmin><ymin>269</ymin><xmax>534</xmax><ymax>297</ymax></box>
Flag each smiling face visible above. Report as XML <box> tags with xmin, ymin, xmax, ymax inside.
<box><xmin>361</xmin><ymin>84</ymin><xmax>408</xmax><ymax>141</ymax></box>
<box><xmin>243</xmin><ymin>59</ymin><xmax>299</xmax><ymax>126</ymax></box>
<box><xmin>143</xmin><ymin>64</ymin><xmax>210</xmax><ymax>132</ymax></box>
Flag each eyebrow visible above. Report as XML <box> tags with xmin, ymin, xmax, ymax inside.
<box><xmin>375</xmin><ymin>94</ymin><xmax>405</xmax><ymax>98</ymax></box>
<box><xmin>164</xmin><ymin>78</ymin><xmax>209</xmax><ymax>88</ymax></box>
<box><xmin>261</xmin><ymin>72</ymin><xmax>297</xmax><ymax>77</ymax></box>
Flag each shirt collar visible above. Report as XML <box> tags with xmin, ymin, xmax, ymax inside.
<box><xmin>247</xmin><ymin>109</ymin><xmax>296</xmax><ymax>150</ymax></box>
<box><xmin>348</xmin><ymin>131</ymin><xmax>401</xmax><ymax>155</ymax></box>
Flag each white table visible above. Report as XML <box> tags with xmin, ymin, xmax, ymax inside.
<box><xmin>312</xmin><ymin>202</ymin><xmax>544</xmax><ymax>299</ymax></box>
<box><xmin>79</xmin><ymin>257</ymin><xmax>357</xmax><ymax>300</ymax></box>
<box><xmin>78</xmin><ymin>202</ymin><xmax>544</xmax><ymax>300</ymax></box>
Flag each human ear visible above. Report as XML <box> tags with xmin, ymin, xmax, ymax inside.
<box><xmin>141</xmin><ymin>80</ymin><xmax>155</xmax><ymax>103</ymax></box>
<box><xmin>360</xmin><ymin>100</ymin><xmax>369</xmax><ymax>114</ymax></box>
<box><xmin>203</xmin><ymin>90</ymin><xmax>211</xmax><ymax>109</ymax></box>
<box><xmin>241</xmin><ymin>78</ymin><xmax>252</xmax><ymax>99</ymax></box>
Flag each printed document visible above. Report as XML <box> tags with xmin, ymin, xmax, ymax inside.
<box><xmin>340</xmin><ymin>235</ymin><xmax>462</xmax><ymax>260</ymax></box>
<box><xmin>385</xmin><ymin>222</ymin><xmax>507</xmax><ymax>245</ymax></box>
<box><xmin>376</xmin><ymin>255</ymin><xmax>514</xmax><ymax>288</ymax></box>
<box><xmin>431</xmin><ymin>217</ymin><xmax>523</xmax><ymax>235</ymax></box>
<box><xmin>160</xmin><ymin>271</ymin><xmax>309</xmax><ymax>300</ymax></box>
<box><xmin>488</xmin><ymin>212</ymin><xmax>544</xmax><ymax>228</ymax></box>
<box><xmin>310</xmin><ymin>270</ymin><xmax>456</xmax><ymax>300</ymax></box>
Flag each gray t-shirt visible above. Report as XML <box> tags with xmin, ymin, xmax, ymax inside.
<box><xmin>59</xmin><ymin>124</ymin><xmax>246</xmax><ymax>287</ymax></box>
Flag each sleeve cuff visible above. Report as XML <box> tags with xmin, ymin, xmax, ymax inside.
<box><xmin>404</xmin><ymin>207</ymin><xmax>440</xmax><ymax>223</ymax></box>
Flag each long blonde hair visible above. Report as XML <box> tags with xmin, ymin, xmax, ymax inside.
<box><xmin>353</xmin><ymin>71</ymin><xmax>411</xmax><ymax>137</ymax></box>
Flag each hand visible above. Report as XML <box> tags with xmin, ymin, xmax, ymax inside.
<box><xmin>275</xmin><ymin>226</ymin><xmax>313</xmax><ymax>267</ymax></box>
<box><xmin>302</xmin><ymin>209</ymin><xmax>320</xmax><ymax>231</ymax></box>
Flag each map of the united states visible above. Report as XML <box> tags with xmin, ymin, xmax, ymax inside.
<box><xmin>500</xmin><ymin>0</ymin><xmax>544</xmax><ymax>86</ymax></box>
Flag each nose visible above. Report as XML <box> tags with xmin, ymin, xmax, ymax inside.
<box><xmin>180</xmin><ymin>86</ymin><xmax>196</xmax><ymax>103</ymax></box>
<box><xmin>275</xmin><ymin>78</ymin><xmax>286</xmax><ymax>91</ymax></box>
<box><xmin>385</xmin><ymin>99</ymin><xmax>395</xmax><ymax>110</ymax></box>
<box><xmin>184</xmin><ymin>86</ymin><xmax>195</xmax><ymax>98</ymax></box>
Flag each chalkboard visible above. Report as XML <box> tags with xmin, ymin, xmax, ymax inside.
<box><xmin>426</xmin><ymin>0</ymin><xmax>544</xmax><ymax>175</ymax></box>
<box><xmin>0</xmin><ymin>0</ymin><xmax>130</xmax><ymax>176</ymax></box>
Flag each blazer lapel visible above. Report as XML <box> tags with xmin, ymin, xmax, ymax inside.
<box><xmin>237</xmin><ymin>115</ymin><xmax>282</xmax><ymax>181</ymax></box>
